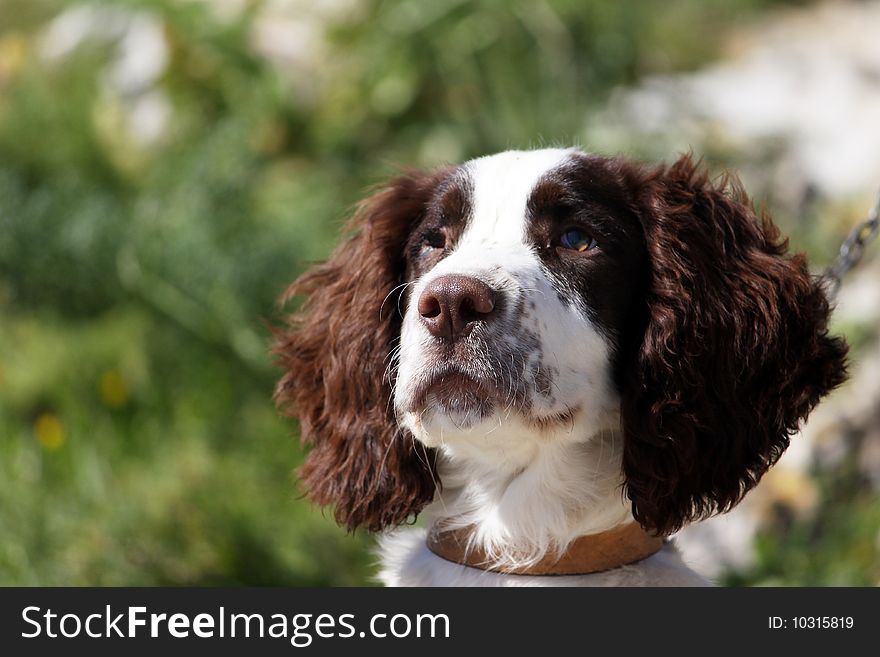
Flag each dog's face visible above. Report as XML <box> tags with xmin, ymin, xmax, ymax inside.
<box><xmin>275</xmin><ymin>148</ymin><xmax>847</xmax><ymax>534</ymax></box>
<box><xmin>394</xmin><ymin>150</ymin><xmax>647</xmax><ymax>452</ymax></box>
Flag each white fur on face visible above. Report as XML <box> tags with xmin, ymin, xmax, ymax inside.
<box><xmin>393</xmin><ymin>149</ymin><xmax>619</xmax><ymax>463</ymax></box>
<box><xmin>386</xmin><ymin>148</ymin><xmax>636</xmax><ymax>568</ymax></box>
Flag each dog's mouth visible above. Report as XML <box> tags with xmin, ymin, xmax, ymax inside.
<box><xmin>409</xmin><ymin>369</ymin><xmax>505</xmax><ymax>422</ymax></box>
<box><xmin>402</xmin><ymin>362</ymin><xmax>583</xmax><ymax>437</ymax></box>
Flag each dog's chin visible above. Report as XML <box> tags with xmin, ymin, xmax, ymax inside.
<box><xmin>415</xmin><ymin>405</ymin><xmax>492</xmax><ymax>439</ymax></box>
<box><xmin>398</xmin><ymin>371</ymin><xmax>503</xmax><ymax>444</ymax></box>
<box><xmin>398</xmin><ymin>377</ymin><xmax>587</xmax><ymax>452</ymax></box>
<box><xmin>403</xmin><ymin>403</ymin><xmax>585</xmax><ymax>453</ymax></box>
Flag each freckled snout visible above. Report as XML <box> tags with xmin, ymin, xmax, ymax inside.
<box><xmin>418</xmin><ymin>275</ymin><xmax>496</xmax><ymax>341</ymax></box>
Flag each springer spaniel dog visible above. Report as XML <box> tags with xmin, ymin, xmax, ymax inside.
<box><xmin>274</xmin><ymin>148</ymin><xmax>848</xmax><ymax>586</ymax></box>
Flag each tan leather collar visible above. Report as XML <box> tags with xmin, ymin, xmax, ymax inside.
<box><xmin>426</xmin><ymin>522</ymin><xmax>664</xmax><ymax>576</ymax></box>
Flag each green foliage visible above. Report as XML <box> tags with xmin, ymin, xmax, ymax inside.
<box><xmin>724</xmin><ymin>446</ymin><xmax>880</xmax><ymax>586</ymax></box>
<box><xmin>2</xmin><ymin>0</ymin><xmax>873</xmax><ymax>586</ymax></box>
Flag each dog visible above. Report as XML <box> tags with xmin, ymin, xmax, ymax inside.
<box><xmin>274</xmin><ymin>148</ymin><xmax>847</xmax><ymax>586</ymax></box>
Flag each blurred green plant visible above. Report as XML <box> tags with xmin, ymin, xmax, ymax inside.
<box><xmin>1</xmin><ymin>0</ymin><xmax>873</xmax><ymax>586</ymax></box>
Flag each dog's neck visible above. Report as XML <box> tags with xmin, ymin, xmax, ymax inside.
<box><xmin>426</xmin><ymin>427</ymin><xmax>633</xmax><ymax>568</ymax></box>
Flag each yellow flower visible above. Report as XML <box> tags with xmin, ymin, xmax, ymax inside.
<box><xmin>0</xmin><ymin>33</ymin><xmax>27</xmax><ymax>82</ymax></box>
<box><xmin>765</xmin><ymin>469</ymin><xmax>819</xmax><ymax>515</ymax></box>
<box><xmin>35</xmin><ymin>413</ymin><xmax>65</xmax><ymax>451</ymax></box>
<box><xmin>99</xmin><ymin>369</ymin><xmax>130</xmax><ymax>408</ymax></box>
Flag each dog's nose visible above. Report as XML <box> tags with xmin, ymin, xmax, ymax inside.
<box><xmin>418</xmin><ymin>275</ymin><xmax>496</xmax><ymax>340</ymax></box>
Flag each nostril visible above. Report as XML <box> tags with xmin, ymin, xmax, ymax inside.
<box><xmin>459</xmin><ymin>296</ymin><xmax>491</xmax><ymax>323</ymax></box>
<box><xmin>418</xmin><ymin>294</ymin><xmax>442</xmax><ymax>319</ymax></box>
<box><xmin>468</xmin><ymin>291</ymin><xmax>495</xmax><ymax>316</ymax></box>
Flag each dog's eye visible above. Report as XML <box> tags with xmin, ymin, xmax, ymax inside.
<box><xmin>559</xmin><ymin>228</ymin><xmax>597</xmax><ymax>253</ymax></box>
<box><xmin>420</xmin><ymin>229</ymin><xmax>446</xmax><ymax>254</ymax></box>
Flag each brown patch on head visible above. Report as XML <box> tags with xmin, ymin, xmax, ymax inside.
<box><xmin>404</xmin><ymin>172</ymin><xmax>474</xmax><ymax>284</ymax></box>
<box><xmin>525</xmin><ymin>154</ymin><xmax>651</xmax><ymax>387</ymax></box>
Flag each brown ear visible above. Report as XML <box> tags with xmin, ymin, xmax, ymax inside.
<box><xmin>273</xmin><ymin>172</ymin><xmax>444</xmax><ymax>532</ymax></box>
<box><xmin>621</xmin><ymin>155</ymin><xmax>848</xmax><ymax>535</ymax></box>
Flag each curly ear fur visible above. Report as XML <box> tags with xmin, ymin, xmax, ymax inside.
<box><xmin>273</xmin><ymin>172</ymin><xmax>444</xmax><ymax>532</ymax></box>
<box><xmin>622</xmin><ymin>155</ymin><xmax>848</xmax><ymax>535</ymax></box>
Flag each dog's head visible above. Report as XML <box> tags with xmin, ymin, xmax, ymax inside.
<box><xmin>274</xmin><ymin>149</ymin><xmax>847</xmax><ymax>535</ymax></box>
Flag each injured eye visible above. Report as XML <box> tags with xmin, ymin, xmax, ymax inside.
<box><xmin>558</xmin><ymin>228</ymin><xmax>597</xmax><ymax>253</ymax></box>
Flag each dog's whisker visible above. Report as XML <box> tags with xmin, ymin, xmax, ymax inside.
<box><xmin>379</xmin><ymin>281</ymin><xmax>413</xmax><ymax>322</ymax></box>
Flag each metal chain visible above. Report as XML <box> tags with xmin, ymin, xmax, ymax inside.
<box><xmin>824</xmin><ymin>187</ymin><xmax>880</xmax><ymax>300</ymax></box>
